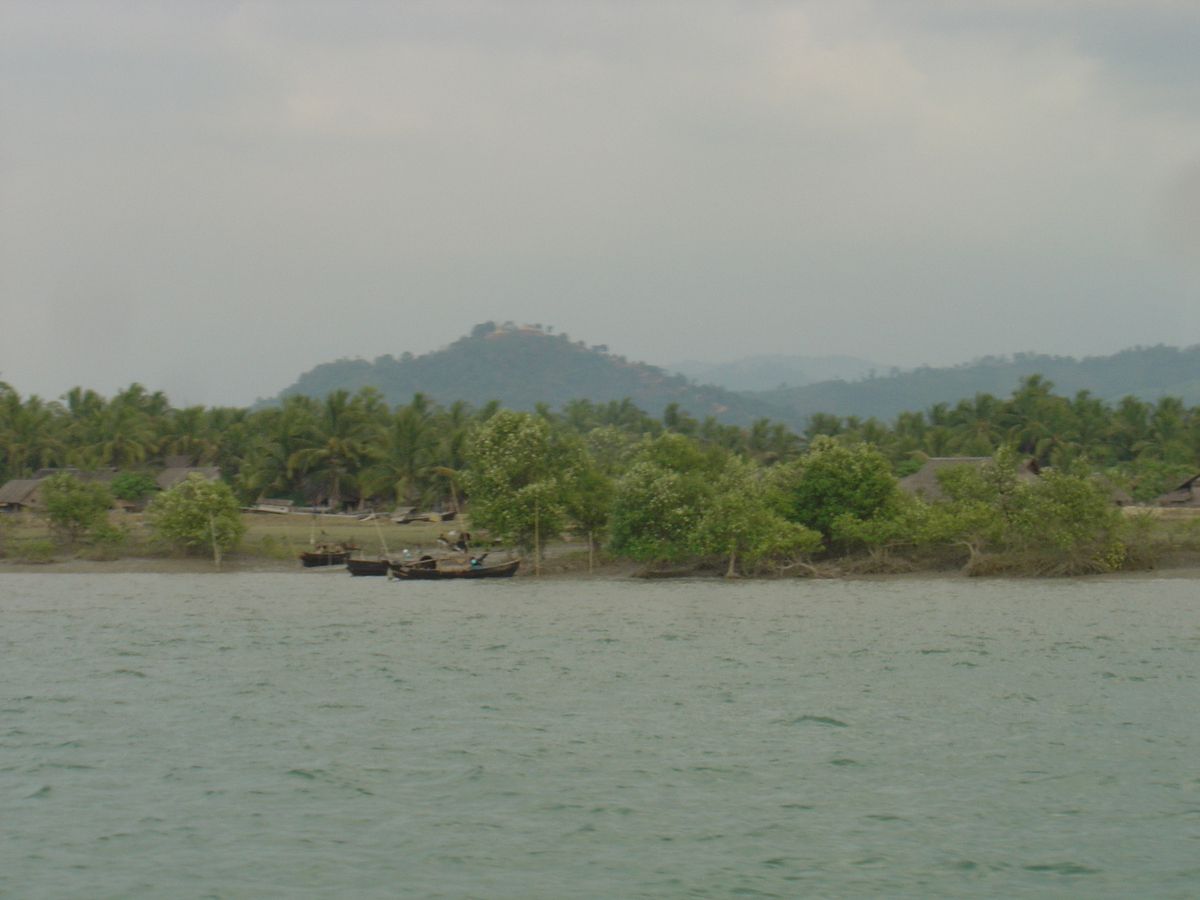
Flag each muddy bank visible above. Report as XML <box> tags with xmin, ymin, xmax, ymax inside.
<box><xmin>5</xmin><ymin>549</ymin><xmax>1200</xmax><ymax>578</ymax></box>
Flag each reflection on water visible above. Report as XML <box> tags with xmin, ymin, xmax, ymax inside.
<box><xmin>2</xmin><ymin>575</ymin><xmax>1198</xmax><ymax>899</ymax></box>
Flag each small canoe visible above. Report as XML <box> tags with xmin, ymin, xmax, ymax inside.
<box><xmin>389</xmin><ymin>558</ymin><xmax>521</xmax><ymax>580</ymax></box>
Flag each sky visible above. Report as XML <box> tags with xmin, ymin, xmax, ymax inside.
<box><xmin>3</xmin><ymin>0</ymin><xmax>1200</xmax><ymax>407</ymax></box>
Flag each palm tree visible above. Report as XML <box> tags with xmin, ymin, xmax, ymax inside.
<box><xmin>363</xmin><ymin>393</ymin><xmax>440</xmax><ymax>506</ymax></box>
<box><xmin>1062</xmin><ymin>390</ymin><xmax>1112</xmax><ymax>464</ymax></box>
<box><xmin>949</xmin><ymin>393</ymin><xmax>1003</xmax><ymax>456</ymax></box>
<box><xmin>1109</xmin><ymin>395</ymin><xmax>1151</xmax><ymax>462</ymax></box>
<box><xmin>288</xmin><ymin>390</ymin><xmax>374</xmax><ymax>508</ymax></box>
<box><xmin>1143</xmin><ymin>396</ymin><xmax>1193</xmax><ymax>464</ymax></box>
<box><xmin>746</xmin><ymin>419</ymin><xmax>800</xmax><ymax>465</ymax></box>
<box><xmin>95</xmin><ymin>401</ymin><xmax>157</xmax><ymax>468</ymax></box>
<box><xmin>1001</xmin><ymin>375</ymin><xmax>1067</xmax><ymax>463</ymax></box>
<box><xmin>804</xmin><ymin>412</ymin><xmax>842</xmax><ymax>441</ymax></box>
<box><xmin>161</xmin><ymin>405</ymin><xmax>219</xmax><ymax>463</ymax></box>
<box><xmin>0</xmin><ymin>391</ymin><xmax>63</xmax><ymax>477</ymax></box>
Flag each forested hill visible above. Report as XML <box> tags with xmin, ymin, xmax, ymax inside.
<box><xmin>272</xmin><ymin>323</ymin><xmax>789</xmax><ymax>426</ymax></box>
<box><xmin>751</xmin><ymin>345</ymin><xmax>1200</xmax><ymax>422</ymax></box>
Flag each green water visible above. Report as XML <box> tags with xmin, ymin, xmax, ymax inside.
<box><xmin>2</xmin><ymin>575</ymin><xmax>1197</xmax><ymax>898</ymax></box>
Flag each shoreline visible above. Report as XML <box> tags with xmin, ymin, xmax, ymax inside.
<box><xmin>4</xmin><ymin>554</ymin><xmax>1200</xmax><ymax>579</ymax></box>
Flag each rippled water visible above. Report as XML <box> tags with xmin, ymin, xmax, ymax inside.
<box><xmin>2</xmin><ymin>574</ymin><xmax>1198</xmax><ymax>898</ymax></box>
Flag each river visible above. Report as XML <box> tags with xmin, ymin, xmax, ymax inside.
<box><xmin>2</xmin><ymin>574</ymin><xmax>1197</xmax><ymax>898</ymax></box>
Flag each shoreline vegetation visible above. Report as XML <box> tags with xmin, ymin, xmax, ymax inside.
<box><xmin>4</xmin><ymin>363</ymin><xmax>1200</xmax><ymax>578</ymax></box>
<box><xmin>5</xmin><ymin>541</ymin><xmax>1200</xmax><ymax>578</ymax></box>
<box><xmin>3</xmin><ymin>503</ymin><xmax>1200</xmax><ymax>579</ymax></box>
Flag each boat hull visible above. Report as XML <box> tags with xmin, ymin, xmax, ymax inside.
<box><xmin>389</xmin><ymin>559</ymin><xmax>521</xmax><ymax>580</ymax></box>
<box><xmin>346</xmin><ymin>558</ymin><xmax>391</xmax><ymax>576</ymax></box>
<box><xmin>300</xmin><ymin>551</ymin><xmax>350</xmax><ymax>567</ymax></box>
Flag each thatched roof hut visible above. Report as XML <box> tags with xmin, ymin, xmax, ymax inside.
<box><xmin>898</xmin><ymin>457</ymin><xmax>990</xmax><ymax>502</ymax></box>
<box><xmin>0</xmin><ymin>478</ymin><xmax>44</xmax><ymax>510</ymax></box>
<box><xmin>0</xmin><ymin>468</ymin><xmax>118</xmax><ymax>510</ymax></box>
<box><xmin>156</xmin><ymin>466</ymin><xmax>222</xmax><ymax>490</ymax></box>
<box><xmin>898</xmin><ymin>456</ymin><xmax>1041</xmax><ymax>502</ymax></box>
<box><xmin>1152</xmin><ymin>472</ymin><xmax>1200</xmax><ymax>508</ymax></box>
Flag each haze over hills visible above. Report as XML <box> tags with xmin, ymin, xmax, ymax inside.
<box><xmin>669</xmin><ymin>355</ymin><xmax>884</xmax><ymax>392</ymax></box>
<box><xmin>757</xmin><ymin>346</ymin><xmax>1200</xmax><ymax>422</ymax></box>
<box><xmin>271</xmin><ymin>324</ymin><xmax>1200</xmax><ymax>428</ymax></box>
<box><xmin>272</xmin><ymin>322</ymin><xmax>789</xmax><ymax>426</ymax></box>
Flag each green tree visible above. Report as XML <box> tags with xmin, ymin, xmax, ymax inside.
<box><xmin>938</xmin><ymin>448</ymin><xmax>1125</xmax><ymax>573</ymax></box>
<box><xmin>146</xmin><ymin>474</ymin><xmax>245</xmax><ymax>559</ymax></box>
<box><xmin>773</xmin><ymin>436</ymin><xmax>899</xmax><ymax>539</ymax></box>
<box><xmin>364</xmin><ymin>393</ymin><xmax>439</xmax><ymax>505</ymax></box>
<box><xmin>110</xmin><ymin>471</ymin><xmax>159</xmax><ymax>504</ymax></box>
<box><xmin>694</xmin><ymin>456</ymin><xmax>821</xmax><ymax>576</ymax></box>
<box><xmin>559</xmin><ymin>438</ymin><xmax>614</xmax><ymax>571</ymax></box>
<box><xmin>288</xmin><ymin>389</ymin><xmax>373</xmax><ymax>508</ymax></box>
<box><xmin>607</xmin><ymin>434</ymin><xmax>722</xmax><ymax>563</ymax></box>
<box><xmin>608</xmin><ymin>461</ymin><xmax>707</xmax><ymax>562</ymax></box>
<box><xmin>40</xmin><ymin>472</ymin><xmax>114</xmax><ymax>542</ymax></box>
<box><xmin>465</xmin><ymin>410</ymin><xmax>567</xmax><ymax>558</ymax></box>
<box><xmin>609</xmin><ymin>434</ymin><xmax>720</xmax><ymax>561</ymax></box>
<box><xmin>831</xmin><ymin>493</ymin><xmax>954</xmax><ymax>568</ymax></box>
<box><xmin>236</xmin><ymin>395</ymin><xmax>317</xmax><ymax>503</ymax></box>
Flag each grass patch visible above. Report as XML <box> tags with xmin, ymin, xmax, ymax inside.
<box><xmin>9</xmin><ymin>538</ymin><xmax>59</xmax><ymax>563</ymax></box>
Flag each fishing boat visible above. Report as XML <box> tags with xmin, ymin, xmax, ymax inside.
<box><xmin>299</xmin><ymin>542</ymin><xmax>356</xmax><ymax>568</ymax></box>
<box><xmin>347</xmin><ymin>555</ymin><xmax>437</xmax><ymax>576</ymax></box>
<box><xmin>388</xmin><ymin>557</ymin><xmax>521</xmax><ymax>580</ymax></box>
<box><xmin>300</xmin><ymin>549</ymin><xmax>351</xmax><ymax>567</ymax></box>
<box><xmin>345</xmin><ymin>557</ymin><xmax>391</xmax><ymax>576</ymax></box>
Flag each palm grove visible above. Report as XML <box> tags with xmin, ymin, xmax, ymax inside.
<box><xmin>1</xmin><ymin>374</ymin><xmax>1196</xmax><ymax>573</ymax></box>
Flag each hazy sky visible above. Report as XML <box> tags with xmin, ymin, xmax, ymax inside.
<box><xmin>3</xmin><ymin>1</ymin><xmax>1200</xmax><ymax>406</ymax></box>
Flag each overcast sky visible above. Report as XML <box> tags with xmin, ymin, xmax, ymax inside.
<box><xmin>3</xmin><ymin>1</ymin><xmax>1200</xmax><ymax>406</ymax></box>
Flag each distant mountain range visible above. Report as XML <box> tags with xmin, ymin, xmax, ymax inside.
<box><xmin>270</xmin><ymin>325</ymin><xmax>1200</xmax><ymax>427</ymax></box>
<box><xmin>669</xmin><ymin>354</ymin><xmax>884</xmax><ymax>392</ymax></box>
<box><xmin>272</xmin><ymin>322</ymin><xmax>787</xmax><ymax>426</ymax></box>
<box><xmin>757</xmin><ymin>346</ymin><xmax>1200</xmax><ymax>422</ymax></box>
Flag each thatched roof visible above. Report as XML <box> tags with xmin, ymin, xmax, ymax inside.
<box><xmin>898</xmin><ymin>456</ymin><xmax>1041</xmax><ymax>502</ymax></box>
<box><xmin>156</xmin><ymin>467</ymin><xmax>222</xmax><ymax>490</ymax></box>
<box><xmin>30</xmin><ymin>467</ymin><xmax>117</xmax><ymax>481</ymax></box>
<box><xmin>0</xmin><ymin>478</ymin><xmax>42</xmax><ymax>507</ymax></box>
<box><xmin>1152</xmin><ymin>472</ymin><xmax>1200</xmax><ymax>508</ymax></box>
<box><xmin>898</xmin><ymin>457</ymin><xmax>991</xmax><ymax>502</ymax></box>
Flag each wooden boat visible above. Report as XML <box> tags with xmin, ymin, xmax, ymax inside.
<box><xmin>300</xmin><ymin>549</ymin><xmax>351</xmax><ymax>567</ymax></box>
<box><xmin>346</xmin><ymin>557</ymin><xmax>390</xmax><ymax>576</ymax></box>
<box><xmin>347</xmin><ymin>555</ymin><xmax>437</xmax><ymax>576</ymax></box>
<box><xmin>389</xmin><ymin>558</ymin><xmax>521</xmax><ymax>580</ymax></box>
<box><xmin>299</xmin><ymin>542</ymin><xmax>357</xmax><ymax>568</ymax></box>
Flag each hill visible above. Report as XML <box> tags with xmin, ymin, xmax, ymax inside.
<box><xmin>669</xmin><ymin>354</ymin><xmax>883</xmax><ymax>392</ymax></box>
<box><xmin>272</xmin><ymin>322</ymin><xmax>791</xmax><ymax>426</ymax></box>
<box><xmin>750</xmin><ymin>345</ymin><xmax>1200</xmax><ymax>422</ymax></box>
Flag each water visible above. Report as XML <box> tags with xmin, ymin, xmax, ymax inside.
<box><xmin>2</xmin><ymin>574</ymin><xmax>1198</xmax><ymax>899</ymax></box>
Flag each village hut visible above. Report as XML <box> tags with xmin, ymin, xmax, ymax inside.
<box><xmin>1151</xmin><ymin>472</ymin><xmax>1200</xmax><ymax>508</ymax></box>
<box><xmin>0</xmin><ymin>478</ymin><xmax>45</xmax><ymax>511</ymax></box>
<box><xmin>156</xmin><ymin>465</ymin><xmax>222</xmax><ymax>490</ymax></box>
<box><xmin>1089</xmin><ymin>474</ymin><xmax>1135</xmax><ymax>507</ymax></box>
<box><xmin>0</xmin><ymin>468</ymin><xmax>118</xmax><ymax>511</ymax></box>
<box><xmin>898</xmin><ymin>457</ymin><xmax>990</xmax><ymax>502</ymax></box>
<box><xmin>898</xmin><ymin>456</ymin><xmax>1041</xmax><ymax>502</ymax></box>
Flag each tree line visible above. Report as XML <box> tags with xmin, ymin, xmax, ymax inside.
<box><xmin>3</xmin><ymin>373</ymin><xmax>1193</xmax><ymax>572</ymax></box>
<box><xmin>5</xmin><ymin>373</ymin><xmax>1196</xmax><ymax>504</ymax></box>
